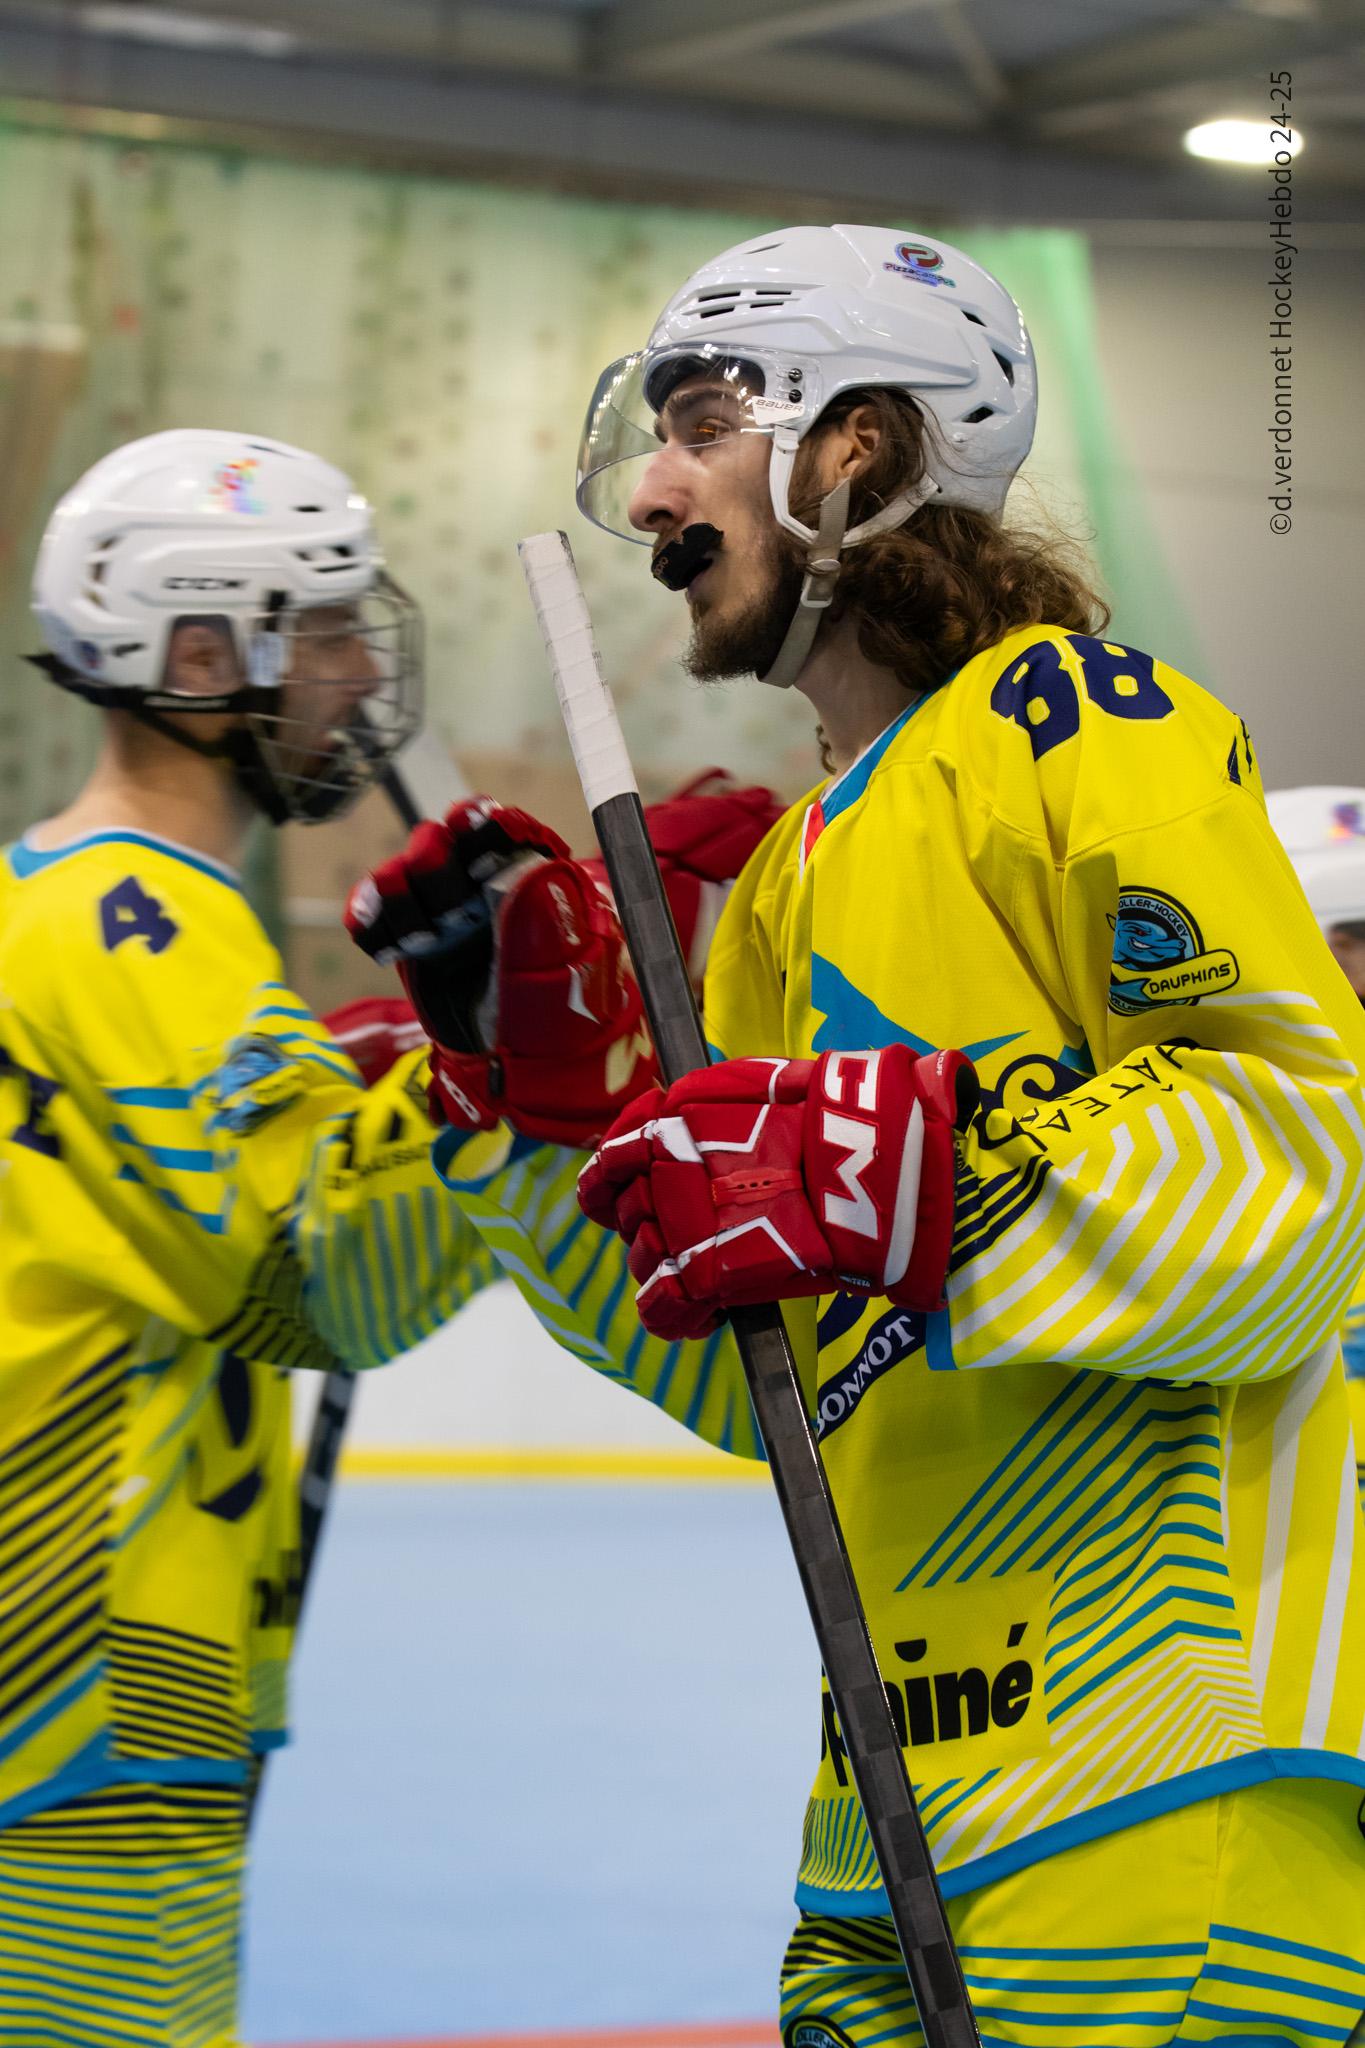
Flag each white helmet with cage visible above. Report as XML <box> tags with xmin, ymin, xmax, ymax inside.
<box><xmin>575</xmin><ymin>224</ymin><xmax>1037</xmax><ymax>687</ymax></box>
<box><xmin>30</xmin><ymin>429</ymin><xmax>422</xmax><ymax>822</ymax></box>
<box><xmin>1266</xmin><ymin>786</ymin><xmax>1365</xmax><ymax>931</ymax></box>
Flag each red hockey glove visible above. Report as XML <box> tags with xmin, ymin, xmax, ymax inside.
<box><xmin>585</xmin><ymin>771</ymin><xmax>785</xmax><ymax>994</ymax></box>
<box><xmin>344</xmin><ymin>797</ymin><xmax>657</xmax><ymax>1148</ymax></box>
<box><xmin>322</xmin><ymin>996</ymin><xmax>428</xmax><ymax>1089</ymax></box>
<box><xmin>578</xmin><ymin>1045</ymin><xmax>977</xmax><ymax>1341</ymax></box>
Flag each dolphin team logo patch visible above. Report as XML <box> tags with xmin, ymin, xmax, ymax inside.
<box><xmin>1108</xmin><ymin>888</ymin><xmax>1239</xmax><ymax>1016</ymax></box>
<box><xmin>786</xmin><ymin>2024</ymin><xmax>854</xmax><ymax>2048</ymax></box>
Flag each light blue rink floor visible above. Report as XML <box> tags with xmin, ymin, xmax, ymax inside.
<box><xmin>244</xmin><ymin>1479</ymin><xmax>820</xmax><ymax>2043</ymax></box>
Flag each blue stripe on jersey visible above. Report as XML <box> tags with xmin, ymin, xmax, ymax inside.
<box><xmin>956</xmin><ymin>1943</ymin><xmax>1204</xmax><ymax>1960</ymax></box>
<box><xmin>811</xmin><ymin>954</ymin><xmax>1025</xmax><ymax>1067</ymax></box>
<box><xmin>109</xmin><ymin>1124</ymin><xmax>216</xmax><ymax>1173</ymax></box>
<box><xmin>1185</xmin><ymin>2003</ymin><xmax>1344</xmax><ymax>2041</ymax></box>
<box><xmin>798</xmin><ymin>1748</ymin><xmax>1365</xmax><ymax>1917</ymax></box>
<box><xmin>1201</xmin><ymin>1963</ymin><xmax>1364</xmax><ymax>2011</ymax></box>
<box><xmin>0</xmin><ymin>1671</ymin><xmax>102</xmax><ymax>1767</ymax></box>
<box><xmin>925</xmin><ymin>1309</ymin><xmax>956</xmax><ymax>1372</ymax></box>
<box><xmin>1210</xmin><ymin>1924</ymin><xmax>1365</xmax><ymax>1978</ymax></box>
<box><xmin>9</xmin><ymin>830</ymin><xmax>241</xmax><ymax>889</ymax></box>
<box><xmin>258</xmin><ymin>1033</ymin><xmax>359</xmax><ymax>1083</ymax></box>
<box><xmin>106</xmin><ymin>1086</ymin><xmax>195</xmax><ymax>1108</ymax></box>
<box><xmin>114</xmin><ymin>1163</ymin><xmax>229</xmax><ymax>1236</ymax></box>
<box><xmin>1343</xmin><ymin>1321</ymin><xmax>1365</xmax><ymax>1379</ymax></box>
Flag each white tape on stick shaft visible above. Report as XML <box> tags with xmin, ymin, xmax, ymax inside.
<box><xmin>517</xmin><ymin>530</ymin><xmax>638</xmax><ymax>813</ymax></box>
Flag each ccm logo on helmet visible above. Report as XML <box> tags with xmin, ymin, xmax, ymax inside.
<box><xmin>820</xmin><ymin>1051</ymin><xmax>883</xmax><ymax>1241</ymax></box>
<box><xmin>163</xmin><ymin>576</ymin><xmax>248</xmax><ymax>591</ymax></box>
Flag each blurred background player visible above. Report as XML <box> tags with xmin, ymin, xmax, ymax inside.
<box><xmin>0</xmin><ymin>427</ymin><xmax>510</xmax><ymax>2048</ymax></box>
<box><xmin>353</xmin><ymin>228</ymin><xmax>1365</xmax><ymax>2044</ymax></box>
<box><xmin>0</xmin><ymin>423</ymin><xmax>784</xmax><ymax>2045</ymax></box>
<box><xmin>1268</xmin><ymin>784</ymin><xmax>1365</xmax><ymax>1499</ymax></box>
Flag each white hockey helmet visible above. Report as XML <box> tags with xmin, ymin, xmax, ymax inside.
<box><xmin>30</xmin><ymin>429</ymin><xmax>423</xmax><ymax>823</ymax></box>
<box><xmin>1266</xmin><ymin>786</ymin><xmax>1365</xmax><ymax>931</ymax></box>
<box><xmin>575</xmin><ymin>224</ymin><xmax>1037</xmax><ymax>687</ymax></box>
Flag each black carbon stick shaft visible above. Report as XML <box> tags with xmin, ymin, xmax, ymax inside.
<box><xmin>593</xmin><ymin>791</ymin><xmax>978</xmax><ymax>2048</ymax></box>
<box><xmin>517</xmin><ymin>529</ymin><xmax>978</xmax><ymax>2047</ymax></box>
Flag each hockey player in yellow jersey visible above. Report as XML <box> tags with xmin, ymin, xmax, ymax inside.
<box><xmin>0</xmin><ymin>430</ymin><xmax>504</xmax><ymax>2046</ymax></box>
<box><xmin>358</xmin><ymin>228</ymin><xmax>1365</xmax><ymax>2041</ymax></box>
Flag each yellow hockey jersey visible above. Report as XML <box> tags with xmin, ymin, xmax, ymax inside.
<box><xmin>0</xmin><ymin>828</ymin><xmax>494</xmax><ymax>1827</ymax></box>
<box><xmin>438</xmin><ymin>624</ymin><xmax>1365</xmax><ymax>1912</ymax></box>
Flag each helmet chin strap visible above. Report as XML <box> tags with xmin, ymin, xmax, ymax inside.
<box><xmin>757</xmin><ymin>424</ymin><xmax>939</xmax><ymax>691</ymax></box>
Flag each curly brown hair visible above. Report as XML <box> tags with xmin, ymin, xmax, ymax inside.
<box><xmin>790</xmin><ymin>386</ymin><xmax>1110</xmax><ymax>705</ymax></box>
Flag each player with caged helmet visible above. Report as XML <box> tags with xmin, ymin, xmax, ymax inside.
<box><xmin>30</xmin><ymin>428</ymin><xmax>423</xmax><ymax>824</ymax></box>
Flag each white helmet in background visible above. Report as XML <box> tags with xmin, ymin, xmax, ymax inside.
<box><xmin>30</xmin><ymin>429</ymin><xmax>423</xmax><ymax>823</ymax></box>
<box><xmin>575</xmin><ymin>224</ymin><xmax>1037</xmax><ymax>686</ymax></box>
<box><xmin>1266</xmin><ymin>786</ymin><xmax>1365</xmax><ymax>931</ymax></box>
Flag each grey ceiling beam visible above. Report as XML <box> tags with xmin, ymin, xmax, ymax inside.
<box><xmin>592</xmin><ymin>0</ymin><xmax>943</xmax><ymax>76</ymax></box>
<box><xmin>670</xmin><ymin>47</ymin><xmax>979</xmax><ymax>126</ymax></box>
<box><xmin>934</xmin><ymin>0</ymin><xmax>1009</xmax><ymax>110</ymax></box>
<box><xmin>1016</xmin><ymin>0</ymin><xmax>1365</xmax><ymax>129</ymax></box>
<box><xmin>0</xmin><ymin>0</ymin><xmax>586</xmax><ymax>76</ymax></box>
<box><xmin>2</xmin><ymin>10</ymin><xmax>1362</xmax><ymax>224</ymax></box>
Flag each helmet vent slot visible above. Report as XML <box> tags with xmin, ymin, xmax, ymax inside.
<box><xmin>83</xmin><ymin>536</ymin><xmax>119</xmax><ymax>609</ymax></box>
<box><xmin>294</xmin><ymin>541</ymin><xmax>359</xmax><ymax>575</ymax></box>
<box><xmin>683</xmin><ymin>283</ymin><xmax>811</xmax><ymax>321</ymax></box>
<box><xmin>962</xmin><ymin>406</ymin><xmax>995</xmax><ymax>424</ymax></box>
<box><xmin>992</xmin><ymin>350</ymin><xmax>1015</xmax><ymax>386</ymax></box>
<box><xmin>961</xmin><ymin>310</ymin><xmax>985</xmax><ymax>327</ymax></box>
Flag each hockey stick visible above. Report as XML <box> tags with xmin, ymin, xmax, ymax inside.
<box><xmin>250</xmin><ymin>742</ymin><xmax>462</xmax><ymax>1823</ymax></box>
<box><xmin>518</xmin><ymin>530</ymin><xmax>979</xmax><ymax>2048</ymax></box>
<box><xmin>291</xmin><ymin>761</ymin><xmax>429</xmax><ymax>1602</ymax></box>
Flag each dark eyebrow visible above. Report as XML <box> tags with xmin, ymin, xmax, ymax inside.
<box><xmin>654</xmin><ymin>382</ymin><xmax>741</xmax><ymax>443</ymax></box>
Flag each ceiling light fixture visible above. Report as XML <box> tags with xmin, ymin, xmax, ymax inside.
<box><xmin>79</xmin><ymin>5</ymin><xmax>299</xmax><ymax>58</ymax></box>
<box><xmin>1184</xmin><ymin>118</ymin><xmax>1302</xmax><ymax>165</ymax></box>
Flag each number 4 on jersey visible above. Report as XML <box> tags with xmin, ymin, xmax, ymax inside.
<box><xmin>100</xmin><ymin>876</ymin><xmax>179</xmax><ymax>955</ymax></box>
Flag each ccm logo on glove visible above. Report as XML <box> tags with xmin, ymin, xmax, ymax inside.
<box><xmin>579</xmin><ymin>1044</ymin><xmax>977</xmax><ymax>1341</ymax></box>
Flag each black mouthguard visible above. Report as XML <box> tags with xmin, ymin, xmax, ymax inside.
<box><xmin>651</xmin><ymin>523</ymin><xmax>724</xmax><ymax>592</ymax></box>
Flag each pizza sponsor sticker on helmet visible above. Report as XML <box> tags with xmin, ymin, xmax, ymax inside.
<box><xmin>1108</xmin><ymin>887</ymin><xmax>1240</xmax><ymax>1015</ymax></box>
<box><xmin>884</xmin><ymin>240</ymin><xmax>957</xmax><ymax>288</ymax></box>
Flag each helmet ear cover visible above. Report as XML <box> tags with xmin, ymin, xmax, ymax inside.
<box><xmin>23</xmin><ymin>646</ymin><xmax>249</xmax><ymax>721</ymax></box>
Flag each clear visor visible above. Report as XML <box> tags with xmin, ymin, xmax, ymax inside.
<box><xmin>575</xmin><ymin>343</ymin><xmax>818</xmax><ymax>542</ymax></box>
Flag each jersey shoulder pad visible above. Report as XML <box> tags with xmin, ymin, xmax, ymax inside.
<box><xmin>951</xmin><ymin>624</ymin><xmax>1257</xmax><ymax>856</ymax></box>
<box><xmin>0</xmin><ymin>833</ymin><xmax>274</xmax><ymax>1036</ymax></box>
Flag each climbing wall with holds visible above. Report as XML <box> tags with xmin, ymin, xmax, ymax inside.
<box><xmin>0</xmin><ymin>115</ymin><xmax>1194</xmax><ymax>1010</ymax></box>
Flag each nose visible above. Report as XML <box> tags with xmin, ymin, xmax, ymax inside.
<box><xmin>626</xmin><ymin>443</ymin><xmax>695</xmax><ymax>538</ymax></box>
<box><xmin>341</xmin><ymin>637</ymin><xmax>382</xmax><ymax>692</ymax></box>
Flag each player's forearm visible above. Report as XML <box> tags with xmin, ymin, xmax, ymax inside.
<box><xmin>944</xmin><ymin>1033</ymin><xmax>1365</xmax><ymax>1384</ymax></box>
<box><xmin>288</xmin><ymin>1048</ymin><xmax>500</xmax><ymax>1370</ymax></box>
<box><xmin>433</xmin><ymin>1123</ymin><xmax>767</xmax><ymax>1459</ymax></box>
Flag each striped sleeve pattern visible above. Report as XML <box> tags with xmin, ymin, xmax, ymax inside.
<box><xmin>289</xmin><ymin>1053</ymin><xmax>500</xmax><ymax>1372</ymax></box>
<box><xmin>948</xmin><ymin>1014</ymin><xmax>1365</xmax><ymax>1388</ymax></box>
<box><xmin>435</xmin><ymin>1128</ymin><xmax>765</xmax><ymax>1460</ymax></box>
